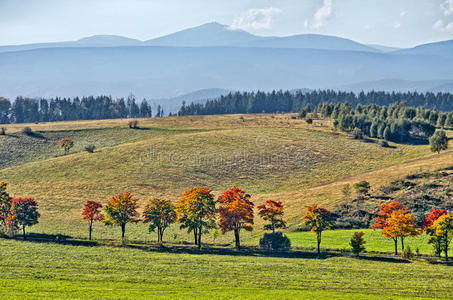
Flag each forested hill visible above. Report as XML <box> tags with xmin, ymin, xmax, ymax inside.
<box><xmin>178</xmin><ymin>90</ymin><xmax>453</xmax><ymax>116</ymax></box>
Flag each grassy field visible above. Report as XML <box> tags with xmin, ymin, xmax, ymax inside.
<box><xmin>0</xmin><ymin>239</ymin><xmax>452</xmax><ymax>299</ymax></box>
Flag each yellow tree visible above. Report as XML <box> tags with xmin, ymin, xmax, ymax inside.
<box><xmin>429</xmin><ymin>214</ymin><xmax>453</xmax><ymax>261</ymax></box>
<box><xmin>175</xmin><ymin>187</ymin><xmax>216</xmax><ymax>249</ymax></box>
<box><xmin>103</xmin><ymin>192</ymin><xmax>139</xmax><ymax>241</ymax></box>
<box><xmin>303</xmin><ymin>204</ymin><xmax>334</xmax><ymax>255</ymax></box>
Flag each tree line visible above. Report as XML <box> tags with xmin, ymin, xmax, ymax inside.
<box><xmin>0</xmin><ymin>95</ymin><xmax>163</xmax><ymax>124</ymax></box>
<box><xmin>178</xmin><ymin>90</ymin><xmax>453</xmax><ymax>116</ymax></box>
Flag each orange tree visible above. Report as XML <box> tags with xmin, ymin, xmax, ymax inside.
<box><xmin>258</xmin><ymin>200</ymin><xmax>286</xmax><ymax>233</ymax></box>
<box><xmin>175</xmin><ymin>187</ymin><xmax>216</xmax><ymax>249</ymax></box>
<box><xmin>427</xmin><ymin>214</ymin><xmax>453</xmax><ymax>261</ymax></box>
<box><xmin>303</xmin><ymin>204</ymin><xmax>334</xmax><ymax>255</ymax></box>
<box><xmin>423</xmin><ymin>208</ymin><xmax>447</xmax><ymax>257</ymax></box>
<box><xmin>58</xmin><ymin>137</ymin><xmax>74</xmax><ymax>155</ymax></box>
<box><xmin>8</xmin><ymin>198</ymin><xmax>40</xmax><ymax>240</ymax></box>
<box><xmin>143</xmin><ymin>198</ymin><xmax>176</xmax><ymax>244</ymax></box>
<box><xmin>372</xmin><ymin>201</ymin><xmax>419</xmax><ymax>255</ymax></box>
<box><xmin>217</xmin><ymin>187</ymin><xmax>254</xmax><ymax>250</ymax></box>
<box><xmin>82</xmin><ymin>201</ymin><xmax>104</xmax><ymax>240</ymax></box>
<box><xmin>103</xmin><ymin>192</ymin><xmax>139</xmax><ymax>241</ymax></box>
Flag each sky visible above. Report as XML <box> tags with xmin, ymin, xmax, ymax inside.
<box><xmin>1</xmin><ymin>0</ymin><xmax>453</xmax><ymax>48</ymax></box>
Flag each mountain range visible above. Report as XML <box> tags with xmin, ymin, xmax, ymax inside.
<box><xmin>1</xmin><ymin>22</ymin><xmax>453</xmax><ymax>112</ymax></box>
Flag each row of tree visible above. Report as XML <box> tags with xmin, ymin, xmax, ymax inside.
<box><xmin>0</xmin><ymin>96</ymin><xmax>163</xmax><ymax>124</ymax></box>
<box><xmin>178</xmin><ymin>90</ymin><xmax>453</xmax><ymax>116</ymax></box>
<box><xmin>82</xmin><ymin>188</ymin><xmax>286</xmax><ymax>250</ymax></box>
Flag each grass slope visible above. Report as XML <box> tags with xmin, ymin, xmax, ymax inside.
<box><xmin>0</xmin><ymin>239</ymin><xmax>452</xmax><ymax>299</ymax></box>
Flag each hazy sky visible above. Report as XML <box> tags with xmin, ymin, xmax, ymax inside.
<box><xmin>1</xmin><ymin>0</ymin><xmax>453</xmax><ymax>47</ymax></box>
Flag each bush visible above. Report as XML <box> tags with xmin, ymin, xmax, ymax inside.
<box><xmin>402</xmin><ymin>246</ymin><xmax>414</xmax><ymax>259</ymax></box>
<box><xmin>379</xmin><ymin>140</ymin><xmax>389</xmax><ymax>148</ymax></box>
<box><xmin>128</xmin><ymin>120</ymin><xmax>139</xmax><ymax>129</ymax></box>
<box><xmin>350</xmin><ymin>231</ymin><xmax>366</xmax><ymax>256</ymax></box>
<box><xmin>305</xmin><ymin>117</ymin><xmax>313</xmax><ymax>124</ymax></box>
<box><xmin>85</xmin><ymin>145</ymin><xmax>96</xmax><ymax>153</ymax></box>
<box><xmin>22</xmin><ymin>126</ymin><xmax>32</xmax><ymax>135</ymax></box>
<box><xmin>58</xmin><ymin>137</ymin><xmax>74</xmax><ymax>155</ymax></box>
<box><xmin>352</xmin><ymin>128</ymin><xmax>364</xmax><ymax>140</ymax></box>
<box><xmin>0</xmin><ymin>127</ymin><xmax>5</xmax><ymax>135</ymax></box>
<box><xmin>259</xmin><ymin>232</ymin><xmax>291</xmax><ymax>251</ymax></box>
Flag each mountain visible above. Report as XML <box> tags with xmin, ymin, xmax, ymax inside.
<box><xmin>394</xmin><ymin>39</ymin><xmax>453</xmax><ymax>60</ymax></box>
<box><xmin>0</xmin><ymin>35</ymin><xmax>142</xmax><ymax>53</ymax></box>
<box><xmin>238</xmin><ymin>34</ymin><xmax>379</xmax><ymax>52</ymax></box>
<box><xmin>367</xmin><ymin>44</ymin><xmax>401</xmax><ymax>52</ymax></box>
<box><xmin>145</xmin><ymin>22</ymin><xmax>260</xmax><ymax>47</ymax></box>
<box><xmin>332</xmin><ymin>79</ymin><xmax>453</xmax><ymax>93</ymax></box>
<box><xmin>1</xmin><ymin>46</ymin><xmax>453</xmax><ymax>99</ymax></box>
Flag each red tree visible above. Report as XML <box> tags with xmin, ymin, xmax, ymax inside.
<box><xmin>82</xmin><ymin>201</ymin><xmax>104</xmax><ymax>240</ymax></box>
<box><xmin>423</xmin><ymin>208</ymin><xmax>447</xmax><ymax>229</ymax></box>
<box><xmin>217</xmin><ymin>187</ymin><xmax>254</xmax><ymax>250</ymax></box>
<box><xmin>257</xmin><ymin>200</ymin><xmax>286</xmax><ymax>232</ymax></box>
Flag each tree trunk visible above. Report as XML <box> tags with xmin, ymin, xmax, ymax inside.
<box><xmin>89</xmin><ymin>220</ymin><xmax>93</xmax><ymax>240</ymax></box>
<box><xmin>445</xmin><ymin>233</ymin><xmax>449</xmax><ymax>261</ymax></box>
<box><xmin>317</xmin><ymin>231</ymin><xmax>321</xmax><ymax>255</ymax></box>
<box><xmin>198</xmin><ymin>226</ymin><xmax>202</xmax><ymax>249</ymax></box>
<box><xmin>193</xmin><ymin>228</ymin><xmax>198</xmax><ymax>245</ymax></box>
<box><xmin>234</xmin><ymin>228</ymin><xmax>241</xmax><ymax>250</ymax></box>
<box><xmin>394</xmin><ymin>238</ymin><xmax>398</xmax><ymax>255</ymax></box>
<box><xmin>121</xmin><ymin>223</ymin><xmax>126</xmax><ymax>242</ymax></box>
<box><xmin>401</xmin><ymin>237</ymin><xmax>404</xmax><ymax>251</ymax></box>
<box><xmin>22</xmin><ymin>225</ymin><xmax>26</xmax><ymax>240</ymax></box>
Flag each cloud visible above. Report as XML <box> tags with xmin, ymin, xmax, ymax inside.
<box><xmin>230</xmin><ymin>7</ymin><xmax>281</xmax><ymax>30</ymax></box>
<box><xmin>433</xmin><ymin>19</ymin><xmax>453</xmax><ymax>32</ymax></box>
<box><xmin>304</xmin><ymin>0</ymin><xmax>333</xmax><ymax>30</ymax></box>
<box><xmin>441</xmin><ymin>0</ymin><xmax>453</xmax><ymax>16</ymax></box>
<box><xmin>393</xmin><ymin>21</ymin><xmax>401</xmax><ymax>29</ymax></box>
<box><xmin>399</xmin><ymin>11</ymin><xmax>407</xmax><ymax>17</ymax></box>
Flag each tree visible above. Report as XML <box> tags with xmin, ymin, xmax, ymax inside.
<box><xmin>58</xmin><ymin>137</ymin><xmax>74</xmax><ymax>155</ymax></box>
<box><xmin>175</xmin><ymin>188</ymin><xmax>216</xmax><ymax>249</ymax></box>
<box><xmin>0</xmin><ymin>182</ymin><xmax>12</xmax><ymax>229</ymax></box>
<box><xmin>217</xmin><ymin>187</ymin><xmax>254</xmax><ymax>250</ymax></box>
<box><xmin>257</xmin><ymin>200</ymin><xmax>286</xmax><ymax>232</ymax></box>
<box><xmin>372</xmin><ymin>202</ymin><xmax>419</xmax><ymax>255</ymax></box>
<box><xmin>82</xmin><ymin>201</ymin><xmax>104</xmax><ymax>240</ymax></box>
<box><xmin>143</xmin><ymin>198</ymin><xmax>176</xmax><ymax>244</ymax></box>
<box><xmin>303</xmin><ymin>204</ymin><xmax>334</xmax><ymax>255</ymax></box>
<box><xmin>350</xmin><ymin>231</ymin><xmax>366</xmax><ymax>256</ymax></box>
<box><xmin>429</xmin><ymin>130</ymin><xmax>448</xmax><ymax>154</ymax></box>
<box><xmin>353</xmin><ymin>181</ymin><xmax>370</xmax><ymax>196</ymax></box>
<box><xmin>429</xmin><ymin>214</ymin><xmax>453</xmax><ymax>261</ymax></box>
<box><xmin>103</xmin><ymin>192</ymin><xmax>139</xmax><ymax>241</ymax></box>
<box><xmin>8</xmin><ymin>198</ymin><xmax>40</xmax><ymax>239</ymax></box>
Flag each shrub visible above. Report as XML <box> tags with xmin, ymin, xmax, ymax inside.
<box><xmin>352</xmin><ymin>128</ymin><xmax>364</xmax><ymax>140</ymax></box>
<box><xmin>350</xmin><ymin>231</ymin><xmax>366</xmax><ymax>256</ymax></box>
<box><xmin>402</xmin><ymin>246</ymin><xmax>414</xmax><ymax>259</ymax></box>
<box><xmin>128</xmin><ymin>120</ymin><xmax>139</xmax><ymax>129</ymax></box>
<box><xmin>379</xmin><ymin>140</ymin><xmax>389</xmax><ymax>148</ymax></box>
<box><xmin>22</xmin><ymin>126</ymin><xmax>32</xmax><ymax>135</ymax></box>
<box><xmin>259</xmin><ymin>231</ymin><xmax>291</xmax><ymax>251</ymax></box>
<box><xmin>0</xmin><ymin>127</ymin><xmax>5</xmax><ymax>135</ymax></box>
<box><xmin>58</xmin><ymin>138</ymin><xmax>74</xmax><ymax>155</ymax></box>
<box><xmin>305</xmin><ymin>117</ymin><xmax>313</xmax><ymax>124</ymax></box>
<box><xmin>85</xmin><ymin>145</ymin><xmax>96</xmax><ymax>153</ymax></box>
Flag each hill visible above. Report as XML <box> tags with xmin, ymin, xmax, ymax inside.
<box><xmin>394</xmin><ymin>39</ymin><xmax>453</xmax><ymax>60</ymax></box>
<box><xmin>0</xmin><ymin>114</ymin><xmax>452</xmax><ymax>241</ymax></box>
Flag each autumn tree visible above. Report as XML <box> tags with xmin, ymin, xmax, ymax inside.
<box><xmin>82</xmin><ymin>201</ymin><xmax>104</xmax><ymax>240</ymax></box>
<box><xmin>423</xmin><ymin>208</ymin><xmax>448</xmax><ymax>257</ymax></box>
<box><xmin>58</xmin><ymin>137</ymin><xmax>74</xmax><ymax>155</ymax></box>
<box><xmin>176</xmin><ymin>188</ymin><xmax>216</xmax><ymax>249</ymax></box>
<box><xmin>258</xmin><ymin>200</ymin><xmax>286</xmax><ymax>232</ymax></box>
<box><xmin>0</xmin><ymin>182</ymin><xmax>12</xmax><ymax>229</ymax></box>
<box><xmin>303</xmin><ymin>204</ymin><xmax>334</xmax><ymax>255</ymax></box>
<box><xmin>103</xmin><ymin>192</ymin><xmax>139</xmax><ymax>241</ymax></box>
<box><xmin>372</xmin><ymin>202</ymin><xmax>419</xmax><ymax>255</ymax></box>
<box><xmin>143</xmin><ymin>198</ymin><xmax>176</xmax><ymax>244</ymax></box>
<box><xmin>8</xmin><ymin>198</ymin><xmax>40</xmax><ymax>239</ymax></box>
<box><xmin>429</xmin><ymin>130</ymin><xmax>448</xmax><ymax>154</ymax></box>
<box><xmin>217</xmin><ymin>187</ymin><xmax>254</xmax><ymax>250</ymax></box>
<box><xmin>427</xmin><ymin>213</ymin><xmax>453</xmax><ymax>261</ymax></box>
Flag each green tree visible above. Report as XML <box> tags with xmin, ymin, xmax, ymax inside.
<box><xmin>350</xmin><ymin>231</ymin><xmax>366</xmax><ymax>256</ymax></box>
<box><xmin>8</xmin><ymin>198</ymin><xmax>40</xmax><ymax>240</ymax></box>
<box><xmin>354</xmin><ymin>181</ymin><xmax>370</xmax><ymax>196</ymax></box>
<box><xmin>429</xmin><ymin>130</ymin><xmax>448</xmax><ymax>154</ymax></box>
<box><xmin>143</xmin><ymin>198</ymin><xmax>176</xmax><ymax>244</ymax></box>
